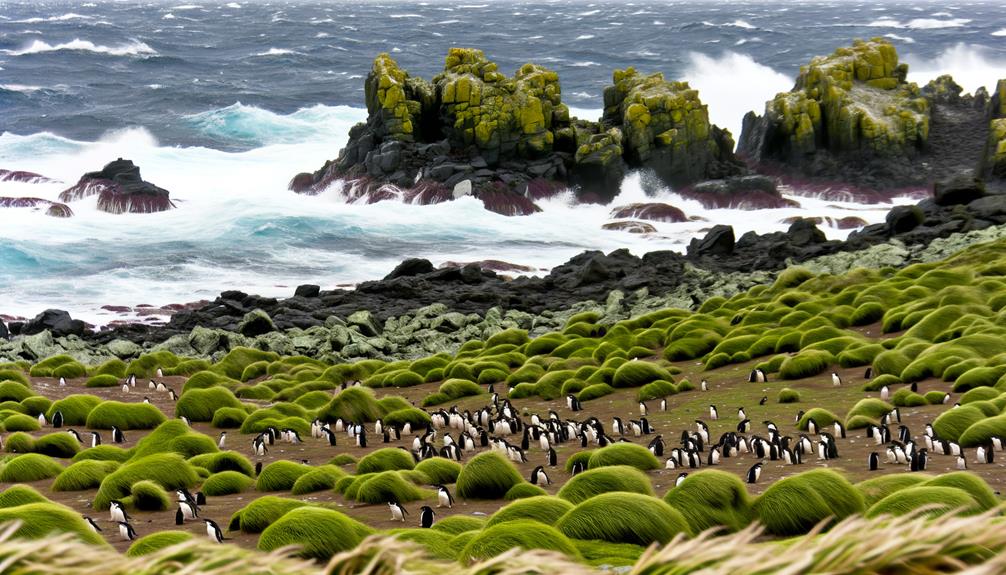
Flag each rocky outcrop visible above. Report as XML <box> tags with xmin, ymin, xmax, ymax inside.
<box><xmin>290</xmin><ymin>48</ymin><xmax>744</xmax><ymax>212</ymax></box>
<box><xmin>980</xmin><ymin>79</ymin><xmax>1006</xmax><ymax>184</ymax></box>
<box><xmin>609</xmin><ymin>203</ymin><xmax>687</xmax><ymax>223</ymax></box>
<box><xmin>59</xmin><ymin>159</ymin><xmax>175</xmax><ymax>214</ymax></box>
<box><xmin>739</xmin><ymin>39</ymin><xmax>990</xmax><ymax>191</ymax></box>
<box><xmin>0</xmin><ymin>197</ymin><xmax>73</xmax><ymax>217</ymax></box>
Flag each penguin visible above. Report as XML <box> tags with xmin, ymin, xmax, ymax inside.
<box><xmin>571</xmin><ymin>460</ymin><xmax>586</xmax><ymax>475</ymax></box>
<box><xmin>868</xmin><ymin>452</ymin><xmax>880</xmax><ymax>471</ymax></box>
<box><xmin>111</xmin><ymin>426</ymin><xmax>126</xmax><ymax>444</ymax></box>
<box><xmin>118</xmin><ymin>521</ymin><xmax>137</xmax><ymax>541</ymax></box>
<box><xmin>957</xmin><ymin>454</ymin><xmax>968</xmax><ymax>470</ymax></box>
<box><xmin>419</xmin><ymin>505</ymin><xmax>435</xmax><ymax>529</ymax></box>
<box><xmin>665</xmin><ymin>457</ymin><xmax>677</xmax><ymax>470</ymax></box>
<box><xmin>943</xmin><ymin>393</ymin><xmax>952</xmax><ymax>404</ymax></box>
<box><xmin>660</xmin><ymin>398</ymin><xmax>667</xmax><ymax>411</ymax></box>
<box><xmin>37</xmin><ymin>413</ymin><xmax>46</xmax><ymax>427</ymax></box>
<box><xmin>52</xmin><ymin>410</ymin><xmax>63</xmax><ymax>428</ymax></box>
<box><xmin>217</xmin><ymin>432</ymin><xmax>227</xmax><ymax>449</ymax></box>
<box><xmin>746</xmin><ymin>462</ymin><xmax>763</xmax><ymax>484</ymax></box>
<box><xmin>156</xmin><ymin>368</ymin><xmax>163</xmax><ymax>378</ymax></box>
<box><xmin>737</xmin><ymin>419</ymin><xmax>752</xmax><ymax>433</ymax></box>
<box><xmin>168</xmin><ymin>389</ymin><xmax>178</xmax><ymax>401</ymax></box>
<box><xmin>148</xmin><ymin>380</ymin><xmax>156</xmax><ymax>389</ymax></box>
<box><xmin>142</xmin><ymin>396</ymin><xmax>151</xmax><ymax>404</ymax></box>
<box><xmin>175</xmin><ymin>508</ymin><xmax>184</xmax><ymax>526</ymax></box>
<box><xmin>707</xmin><ymin>446</ymin><xmax>721</xmax><ymax>466</ymax></box>
<box><xmin>181</xmin><ymin>416</ymin><xmax>191</xmax><ymax>427</ymax></box>
<box><xmin>179</xmin><ymin>500</ymin><xmax>199</xmax><ymax>520</ymax></box>
<box><xmin>205</xmin><ymin>518</ymin><xmax>226</xmax><ymax>543</ymax></box>
<box><xmin>59</xmin><ymin>376</ymin><xmax>66</xmax><ymax>387</ymax></box>
<box><xmin>806</xmin><ymin>418</ymin><xmax>818</xmax><ymax>435</ymax></box>
<box><xmin>547</xmin><ymin>447</ymin><xmax>557</xmax><ymax>467</ymax></box>
<box><xmin>83</xmin><ymin>516</ymin><xmax>102</xmax><ymax>532</ymax></box>
<box><xmin>831</xmin><ymin>372</ymin><xmax>842</xmax><ymax>386</ymax></box>
<box><xmin>709</xmin><ymin>405</ymin><xmax>718</xmax><ymax>420</ymax></box>
<box><xmin>255</xmin><ymin>461</ymin><xmax>263</xmax><ymax>476</ymax></box>
<box><xmin>647</xmin><ymin>435</ymin><xmax>665</xmax><ymax>457</ymax></box>
<box><xmin>675</xmin><ymin>472</ymin><xmax>688</xmax><ymax>486</ymax></box>
<box><xmin>322</xmin><ymin>428</ymin><xmax>337</xmax><ymax>446</ymax></box>
<box><xmin>156</xmin><ymin>382</ymin><xmax>168</xmax><ymax>392</ymax></box>
<box><xmin>195</xmin><ymin>491</ymin><xmax>206</xmax><ymax>506</ymax></box>
<box><xmin>357</xmin><ymin>426</ymin><xmax>368</xmax><ymax>448</ymax></box>
<box><xmin>121</xmin><ymin>384</ymin><xmax>129</xmax><ymax>394</ymax></box>
<box><xmin>833</xmin><ymin>421</ymin><xmax>846</xmax><ymax>439</ymax></box>
<box><xmin>437</xmin><ymin>485</ymin><xmax>454</xmax><ymax>508</ymax></box>
<box><xmin>864</xmin><ymin>367</ymin><xmax>873</xmax><ymax>380</ymax></box>
<box><xmin>880</xmin><ymin>386</ymin><xmax>889</xmax><ymax>400</ymax></box>
<box><xmin>639</xmin><ymin>401</ymin><xmax>648</xmax><ymax>416</ymax></box>
<box><xmin>759</xmin><ymin>396</ymin><xmax>768</xmax><ymax>406</ymax></box>
<box><xmin>737</xmin><ymin>407</ymin><xmax>746</xmax><ymax>420</ymax></box>
<box><xmin>700</xmin><ymin>379</ymin><xmax>708</xmax><ymax>391</ymax></box>
<box><xmin>389</xmin><ymin>501</ymin><xmax>408</xmax><ymax>522</ymax></box>
<box><xmin>910</xmin><ymin>382</ymin><xmax>918</xmax><ymax>393</ymax></box>
<box><xmin>530</xmin><ymin>465</ymin><xmax>551</xmax><ymax>486</ymax></box>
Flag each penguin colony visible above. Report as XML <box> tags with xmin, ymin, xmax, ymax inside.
<box><xmin>25</xmin><ymin>360</ymin><xmax>1002</xmax><ymax>545</ymax></box>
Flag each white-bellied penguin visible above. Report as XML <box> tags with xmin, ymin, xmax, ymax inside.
<box><xmin>437</xmin><ymin>485</ymin><xmax>454</xmax><ymax>508</ymax></box>
<box><xmin>530</xmin><ymin>465</ymin><xmax>551</xmax><ymax>486</ymax></box>
<box><xmin>389</xmin><ymin>501</ymin><xmax>408</xmax><ymax>522</ymax></box>
<box><xmin>701</xmin><ymin>379</ymin><xmax>708</xmax><ymax>391</ymax></box>
<box><xmin>831</xmin><ymin>372</ymin><xmax>842</xmax><ymax>386</ymax></box>
<box><xmin>737</xmin><ymin>407</ymin><xmax>746</xmax><ymax>420</ymax></box>
<box><xmin>547</xmin><ymin>447</ymin><xmax>557</xmax><ymax>466</ymax></box>
<box><xmin>205</xmin><ymin>518</ymin><xmax>225</xmax><ymax>543</ymax></box>
<box><xmin>111</xmin><ymin>426</ymin><xmax>126</xmax><ymax>444</ymax></box>
<box><xmin>83</xmin><ymin>516</ymin><xmax>101</xmax><ymax>532</ymax></box>
<box><xmin>746</xmin><ymin>462</ymin><xmax>763</xmax><ymax>484</ymax></box>
<box><xmin>709</xmin><ymin>405</ymin><xmax>718</xmax><ymax>420</ymax></box>
<box><xmin>217</xmin><ymin>432</ymin><xmax>226</xmax><ymax>449</ymax></box>
<box><xmin>118</xmin><ymin>521</ymin><xmax>137</xmax><ymax>541</ymax></box>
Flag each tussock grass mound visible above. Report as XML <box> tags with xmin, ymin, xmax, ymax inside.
<box><xmin>891</xmin><ymin>388</ymin><xmax>928</xmax><ymax>407</ymax></box>
<box><xmin>612</xmin><ymin>361</ymin><xmax>674</xmax><ymax>388</ymax></box>
<box><xmin>125</xmin><ymin>531</ymin><xmax>194</xmax><ymax>557</ymax></box>
<box><xmin>422</xmin><ymin>378</ymin><xmax>482</xmax><ymax>406</ymax></box>
<box><xmin>752</xmin><ymin>469</ymin><xmax>864</xmax><ymax>536</ymax></box>
<box><xmin>256</xmin><ymin>460</ymin><xmax>313</xmax><ymax>492</ymax></box>
<box><xmin>456</xmin><ymin>452</ymin><xmax>523</xmax><ymax>499</ymax></box>
<box><xmin>586</xmin><ymin>442</ymin><xmax>660</xmax><ymax>471</ymax></box>
<box><xmin>45</xmin><ymin>394</ymin><xmax>102</xmax><ymax>426</ymax></box>
<box><xmin>922</xmin><ymin>472</ymin><xmax>998</xmax><ymax>511</ymax></box>
<box><xmin>317</xmin><ymin>387</ymin><xmax>383</xmax><ymax>422</ymax></box>
<box><xmin>0</xmin><ymin>382</ymin><xmax>32</xmax><ymax>403</ymax></box>
<box><xmin>663</xmin><ymin>469</ymin><xmax>754</xmax><ymax>533</ymax></box>
<box><xmin>94</xmin><ymin>453</ymin><xmax>199</xmax><ymax>510</ymax></box>
<box><xmin>85</xmin><ymin>401</ymin><xmax>166</xmax><ymax>430</ymax></box>
<box><xmin>933</xmin><ymin>405</ymin><xmax>986</xmax><ymax>442</ymax></box>
<box><xmin>211</xmin><ymin>347</ymin><xmax>279</xmax><ymax>380</ymax></box>
<box><xmin>291</xmin><ymin>465</ymin><xmax>348</xmax><ymax>495</ymax></box>
<box><xmin>959</xmin><ymin>413</ymin><xmax>1006</xmax><ymax>447</ymax></box>
<box><xmin>0</xmin><ymin>485</ymin><xmax>49</xmax><ymax>508</ymax></box>
<box><xmin>460</xmin><ymin>520</ymin><xmax>581</xmax><ymax>562</ymax></box>
<box><xmin>557</xmin><ymin>465</ymin><xmax>653</xmax><ymax>504</ymax></box>
<box><xmin>866</xmin><ymin>486</ymin><xmax>979</xmax><ymax>519</ymax></box>
<box><xmin>383</xmin><ymin>407</ymin><xmax>432</xmax><ymax>428</ymax></box>
<box><xmin>52</xmin><ymin>460</ymin><xmax>120</xmax><ymax>491</ymax></box>
<box><xmin>778</xmin><ymin>388</ymin><xmax>801</xmax><ymax>403</ymax></box>
<box><xmin>0</xmin><ymin>502</ymin><xmax>106</xmax><ymax>545</ymax></box>
<box><xmin>2</xmin><ymin>413</ymin><xmax>39</xmax><ymax>432</ymax></box>
<box><xmin>504</xmin><ymin>482</ymin><xmax>547</xmax><ymax>500</ymax></box>
<box><xmin>779</xmin><ymin>350</ymin><xmax>833</xmax><ymax>379</ymax></box>
<box><xmin>564</xmin><ymin>450</ymin><xmax>594</xmax><ymax>472</ymax></box>
<box><xmin>29</xmin><ymin>355</ymin><xmax>80</xmax><ymax>378</ymax></box>
<box><xmin>0</xmin><ymin>369</ymin><xmax>30</xmax><ymax>386</ymax></box>
<box><xmin>188</xmin><ymin>451</ymin><xmax>255</xmax><ymax>476</ymax></box>
<box><xmin>4</xmin><ymin>431</ymin><xmax>34</xmax><ymax>453</ymax></box>
<box><xmin>577</xmin><ymin>383</ymin><xmax>615</xmax><ymax>402</ymax></box>
<box><xmin>386</xmin><ymin>528</ymin><xmax>456</xmax><ymax>560</ymax></box>
<box><xmin>130</xmin><ymin>420</ymin><xmax>218</xmax><ymax>459</ymax></box>
<box><xmin>414</xmin><ymin>458</ymin><xmax>462</xmax><ymax>485</ymax></box>
<box><xmin>229</xmin><ymin>496</ymin><xmax>308</xmax><ymax>533</ymax></box>
<box><xmin>856</xmin><ymin>474</ymin><xmax>930</xmax><ymax>507</ymax></box>
<box><xmin>71</xmin><ymin>445</ymin><xmax>130</xmax><ymax>463</ymax></box>
<box><xmin>0</xmin><ymin>453</ymin><xmax>63</xmax><ymax>482</ymax></box>
<box><xmin>486</xmin><ymin>496</ymin><xmax>574</xmax><ymax>527</ymax></box>
<box><xmin>175</xmin><ymin>387</ymin><xmax>243</xmax><ymax>422</ymax></box>
<box><xmin>126</xmin><ymin>480</ymin><xmax>171</xmax><ymax>511</ymax></box>
<box><xmin>431</xmin><ymin>515</ymin><xmax>486</xmax><ymax>535</ymax></box>
<box><xmin>351</xmin><ymin>471</ymin><xmax>430</xmax><ymax>503</ymax></box>
<box><xmin>556</xmin><ymin>492</ymin><xmax>690</xmax><ymax>545</ymax></box>
<box><xmin>34</xmin><ymin>432</ymin><xmax>81</xmax><ymax>458</ymax></box>
<box><xmin>258</xmin><ymin>507</ymin><xmax>373</xmax><ymax>560</ymax></box>
<box><xmin>797</xmin><ymin>408</ymin><xmax>840</xmax><ymax>431</ymax></box>
<box><xmin>210</xmin><ymin>406</ymin><xmax>248</xmax><ymax>428</ymax></box>
<box><xmin>202</xmin><ymin>470</ymin><xmax>255</xmax><ymax>496</ymax></box>
<box><xmin>85</xmin><ymin>374</ymin><xmax>120</xmax><ymax>388</ymax></box>
<box><xmin>356</xmin><ymin>448</ymin><xmax>416</xmax><ymax>474</ymax></box>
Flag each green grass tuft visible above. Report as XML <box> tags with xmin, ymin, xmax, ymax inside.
<box><xmin>778</xmin><ymin>388</ymin><xmax>801</xmax><ymax>403</ymax></box>
<box><xmin>663</xmin><ymin>469</ymin><xmax>754</xmax><ymax>533</ymax></box>
<box><xmin>256</xmin><ymin>460</ymin><xmax>313</xmax><ymax>491</ymax></box>
<box><xmin>317</xmin><ymin>386</ymin><xmax>383</xmax><ymax>422</ymax></box>
<box><xmin>350</xmin><ymin>470</ymin><xmax>430</xmax><ymax>503</ymax></box>
<box><xmin>125</xmin><ymin>531</ymin><xmax>194</xmax><ymax>557</ymax></box>
<box><xmin>94</xmin><ymin>453</ymin><xmax>199</xmax><ymax>510</ymax></box>
<box><xmin>126</xmin><ymin>479</ymin><xmax>171</xmax><ymax>511</ymax></box>
<box><xmin>460</xmin><ymin>519</ymin><xmax>581</xmax><ymax>562</ymax></box>
<box><xmin>52</xmin><ymin>459</ymin><xmax>120</xmax><ymax>491</ymax></box>
<box><xmin>752</xmin><ymin>469</ymin><xmax>864</xmax><ymax>536</ymax></box>
<box><xmin>85</xmin><ymin>401</ymin><xmax>166</xmax><ymax>430</ymax></box>
<box><xmin>855</xmin><ymin>474</ymin><xmax>930</xmax><ymax>507</ymax></box>
<box><xmin>866</xmin><ymin>486</ymin><xmax>979</xmax><ymax>519</ymax></box>
<box><xmin>557</xmin><ymin>465</ymin><xmax>653</xmax><ymax>504</ymax></box>
<box><xmin>229</xmin><ymin>496</ymin><xmax>308</xmax><ymax>533</ymax></box>
<box><xmin>586</xmin><ymin>442</ymin><xmax>659</xmax><ymax>471</ymax></box>
<box><xmin>779</xmin><ymin>350</ymin><xmax>833</xmax><ymax>379</ymax></box>
<box><xmin>45</xmin><ymin>394</ymin><xmax>102</xmax><ymax>426</ymax></box>
<box><xmin>175</xmin><ymin>387</ymin><xmax>243</xmax><ymax>422</ymax></box>
<box><xmin>0</xmin><ymin>453</ymin><xmax>63</xmax><ymax>482</ymax></box>
<box><xmin>258</xmin><ymin>507</ymin><xmax>373</xmax><ymax>560</ymax></box>
<box><xmin>202</xmin><ymin>470</ymin><xmax>255</xmax><ymax>496</ymax></box>
<box><xmin>291</xmin><ymin>465</ymin><xmax>348</xmax><ymax>495</ymax></box>
<box><xmin>356</xmin><ymin>448</ymin><xmax>416</xmax><ymax>474</ymax></box>
<box><xmin>413</xmin><ymin>458</ymin><xmax>462</xmax><ymax>485</ymax></box>
<box><xmin>504</xmin><ymin>482</ymin><xmax>548</xmax><ymax>500</ymax></box>
<box><xmin>455</xmin><ymin>452</ymin><xmax>524</xmax><ymax>500</ymax></box>
<box><xmin>612</xmin><ymin>361</ymin><xmax>674</xmax><ymax>388</ymax></box>
<box><xmin>556</xmin><ymin>492</ymin><xmax>691</xmax><ymax>545</ymax></box>
<box><xmin>486</xmin><ymin>496</ymin><xmax>574</xmax><ymax>527</ymax></box>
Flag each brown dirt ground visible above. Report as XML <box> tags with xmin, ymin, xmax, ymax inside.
<box><xmin>6</xmin><ymin>322</ymin><xmax>1003</xmax><ymax>552</ymax></box>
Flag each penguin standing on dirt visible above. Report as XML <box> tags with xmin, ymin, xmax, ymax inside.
<box><xmin>675</xmin><ymin>472</ymin><xmax>688</xmax><ymax>486</ymax></box>
<box><xmin>530</xmin><ymin>465</ymin><xmax>551</xmax><ymax>486</ymax></box>
<box><xmin>547</xmin><ymin>447</ymin><xmax>557</xmax><ymax>467</ymax></box>
<box><xmin>217</xmin><ymin>432</ymin><xmax>227</xmax><ymax>449</ymax></box>
<box><xmin>59</xmin><ymin>376</ymin><xmax>66</xmax><ymax>387</ymax></box>
<box><xmin>52</xmin><ymin>411</ymin><xmax>63</xmax><ymax>428</ymax></box>
<box><xmin>357</xmin><ymin>426</ymin><xmax>368</xmax><ymax>448</ymax></box>
<box><xmin>205</xmin><ymin>519</ymin><xmax>226</xmax><ymax>543</ymax></box>
<box><xmin>37</xmin><ymin>413</ymin><xmax>46</xmax><ymax>427</ymax></box>
<box><xmin>437</xmin><ymin>485</ymin><xmax>454</xmax><ymax>508</ymax></box>
<box><xmin>419</xmin><ymin>506</ymin><xmax>435</xmax><ymax>528</ymax></box>
<box><xmin>83</xmin><ymin>516</ymin><xmax>102</xmax><ymax>533</ymax></box>
<box><xmin>175</xmin><ymin>508</ymin><xmax>184</xmax><ymax>525</ymax></box>
<box><xmin>746</xmin><ymin>462</ymin><xmax>763</xmax><ymax>484</ymax></box>
<box><xmin>831</xmin><ymin>372</ymin><xmax>842</xmax><ymax>386</ymax></box>
<box><xmin>701</xmin><ymin>379</ymin><xmax>708</xmax><ymax>391</ymax></box>
<box><xmin>111</xmin><ymin>426</ymin><xmax>126</xmax><ymax>444</ymax></box>
<box><xmin>179</xmin><ymin>500</ymin><xmax>199</xmax><ymax>521</ymax></box>
<box><xmin>639</xmin><ymin>401</ymin><xmax>648</xmax><ymax>416</ymax></box>
<box><xmin>118</xmin><ymin>521</ymin><xmax>137</xmax><ymax>541</ymax></box>
<box><xmin>709</xmin><ymin>405</ymin><xmax>718</xmax><ymax>420</ymax></box>
<box><xmin>880</xmin><ymin>385</ymin><xmax>889</xmax><ymax>400</ymax></box>
<box><xmin>389</xmin><ymin>501</ymin><xmax>408</xmax><ymax>522</ymax></box>
<box><xmin>868</xmin><ymin>452</ymin><xmax>880</xmax><ymax>471</ymax></box>
<box><xmin>737</xmin><ymin>407</ymin><xmax>746</xmax><ymax>420</ymax></box>
<box><xmin>864</xmin><ymin>367</ymin><xmax>873</xmax><ymax>380</ymax></box>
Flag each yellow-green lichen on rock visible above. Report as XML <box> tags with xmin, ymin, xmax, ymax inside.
<box><xmin>600</xmin><ymin>67</ymin><xmax>740</xmax><ymax>186</ymax></box>
<box><xmin>747</xmin><ymin>39</ymin><xmax>929</xmax><ymax>162</ymax></box>
<box><xmin>363</xmin><ymin>53</ymin><xmax>435</xmax><ymax>142</ymax></box>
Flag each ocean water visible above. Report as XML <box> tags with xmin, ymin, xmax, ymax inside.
<box><xmin>1</xmin><ymin>0</ymin><xmax>1005</xmax><ymax>325</ymax></box>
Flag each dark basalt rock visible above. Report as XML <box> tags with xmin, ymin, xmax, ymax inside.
<box><xmin>294</xmin><ymin>284</ymin><xmax>321</xmax><ymax>298</ymax></box>
<box><xmin>22</xmin><ymin>309</ymin><xmax>85</xmax><ymax>338</ymax></box>
<box><xmin>59</xmin><ymin>158</ymin><xmax>175</xmax><ymax>214</ymax></box>
<box><xmin>0</xmin><ymin>197</ymin><xmax>73</xmax><ymax>217</ymax></box>
<box><xmin>688</xmin><ymin>225</ymin><xmax>735</xmax><ymax>258</ymax></box>
<box><xmin>934</xmin><ymin>174</ymin><xmax>986</xmax><ymax>206</ymax></box>
<box><xmin>385</xmin><ymin>258</ymin><xmax>435</xmax><ymax>280</ymax></box>
<box><xmin>290</xmin><ymin>48</ymin><xmax>745</xmax><ymax>213</ymax></box>
<box><xmin>678</xmin><ymin>175</ymin><xmax>795</xmax><ymax>210</ymax></box>
<box><xmin>601</xmin><ymin>221</ymin><xmax>658</xmax><ymax>234</ymax></box>
<box><xmin>609</xmin><ymin>202</ymin><xmax>687</xmax><ymax>223</ymax></box>
<box><xmin>886</xmin><ymin>205</ymin><xmax>925</xmax><ymax>234</ymax></box>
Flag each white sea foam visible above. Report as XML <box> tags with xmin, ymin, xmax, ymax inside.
<box><xmin>865</xmin><ymin>17</ymin><xmax>971</xmax><ymax>29</ymax></box>
<box><xmin>254</xmin><ymin>48</ymin><xmax>301</xmax><ymax>57</ymax></box>
<box><xmin>883</xmin><ymin>33</ymin><xmax>916</xmax><ymax>44</ymax></box>
<box><xmin>992</xmin><ymin>28</ymin><xmax>1006</xmax><ymax>37</ymax></box>
<box><xmin>1</xmin><ymin>38</ymin><xmax>157</xmax><ymax>57</ymax></box>
<box><xmin>905</xmin><ymin>43</ymin><xmax>1006</xmax><ymax>95</ymax></box>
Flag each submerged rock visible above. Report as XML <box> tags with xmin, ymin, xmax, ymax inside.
<box><xmin>602</xmin><ymin>221</ymin><xmax>658</xmax><ymax>234</ymax></box>
<box><xmin>59</xmin><ymin>158</ymin><xmax>175</xmax><ymax>214</ymax></box>
<box><xmin>0</xmin><ymin>197</ymin><xmax>73</xmax><ymax>217</ymax></box>
<box><xmin>0</xmin><ymin>169</ymin><xmax>55</xmax><ymax>184</ymax></box>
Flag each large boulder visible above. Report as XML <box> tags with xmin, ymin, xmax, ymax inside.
<box><xmin>22</xmin><ymin>309</ymin><xmax>86</xmax><ymax>338</ymax></box>
<box><xmin>933</xmin><ymin>174</ymin><xmax>986</xmax><ymax>206</ymax></box>
<box><xmin>59</xmin><ymin>159</ymin><xmax>175</xmax><ymax>214</ymax></box>
<box><xmin>738</xmin><ymin>39</ymin><xmax>930</xmax><ymax>187</ymax></box>
<box><xmin>601</xmin><ymin>67</ymin><xmax>743</xmax><ymax>187</ymax></box>
<box><xmin>980</xmin><ymin>79</ymin><xmax>1006</xmax><ymax>182</ymax></box>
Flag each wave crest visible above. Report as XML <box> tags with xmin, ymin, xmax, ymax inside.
<box><xmin>2</xmin><ymin>38</ymin><xmax>157</xmax><ymax>57</ymax></box>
